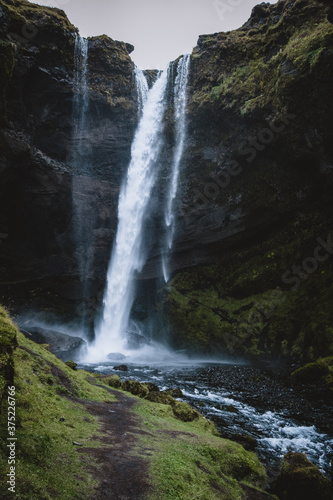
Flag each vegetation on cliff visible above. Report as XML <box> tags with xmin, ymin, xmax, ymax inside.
<box><xmin>166</xmin><ymin>0</ymin><xmax>333</xmax><ymax>364</ymax></box>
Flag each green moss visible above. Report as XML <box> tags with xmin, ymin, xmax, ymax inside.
<box><xmin>134</xmin><ymin>398</ymin><xmax>270</xmax><ymax>500</ymax></box>
<box><xmin>122</xmin><ymin>379</ymin><xmax>149</xmax><ymax>397</ymax></box>
<box><xmin>65</xmin><ymin>359</ymin><xmax>77</xmax><ymax>371</ymax></box>
<box><xmin>162</xmin><ymin>213</ymin><xmax>333</xmax><ymax>361</ymax></box>
<box><xmin>0</xmin><ymin>329</ymin><xmax>115</xmax><ymax>498</ymax></box>
<box><xmin>0</xmin><ymin>306</ymin><xmax>17</xmax><ymax>405</ymax></box>
<box><xmin>190</xmin><ymin>2</ymin><xmax>333</xmax><ymax>115</ymax></box>
<box><xmin>102</xmin><ymin>374</ymin><xmax>122</xmax><ymax>388</ymax></box>
<box><xmin>273</xmin><ymin>452</ymin><xmax>332</xmax><ymax>500</ymax></box>
<box><xmin>291</xmin><ymin>356</ymin><xmax>333</xmax><ymax>387</ymax></box>
<box><xmin>171</xmin><ymin>401</ymin><xmax>200</xmax><ymax>422</ymax></box>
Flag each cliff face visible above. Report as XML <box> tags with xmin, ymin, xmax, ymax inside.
<box><xmin>0</xmin><ymin>0</ymin><xmax>137</xmax><ymax>327</ymax></box>
<box><xmin>161</xmin><ymin>0</ymin><xmax>333</xmax><ymax>362</ymax></box>
<box><xmin>0</xmin><ymin>0</ymin><xmax>332</xmax><ymax>362</ymax></box>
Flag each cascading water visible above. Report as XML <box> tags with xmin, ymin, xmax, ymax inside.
<box><xmin>71</xmin><ymin>36</ymin><xmax>91</xmax><ymax>332</ymax></box>
<box><xmin>162</xmin><ymin>54</ymin><xmax>190</xmax><ymax>283</ymax></box>
<box><xmin>72</xmin><ymin>35</ymin><xmax>89</xmax><ymax>148</ymax></box>
<box><xmin>134</xmin><ymin>66</ymin><xmax>149</xmax><ymax>115</ymax></box>
<box><xmin>87</xmin><ymin>67</ymin><xmax>169</xmax><ymax>361</ymax></box>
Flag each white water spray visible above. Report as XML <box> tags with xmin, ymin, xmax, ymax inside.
<box><xmin>162</xmin><ymin>55</ymin><xmax>190</xmax><ymax>282</ymax></box>
<box><xmin>87</xmin><ymin>68</ymin><xmax>169</xmax><ymax>361</ymax></box>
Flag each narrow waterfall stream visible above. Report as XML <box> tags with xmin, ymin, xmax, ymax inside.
<box><xmin>71</xmin><ymin>35</ymin><xmax>92</xmax><ymax>331</ymax></box>
<box><xmin>162</xmin><ymin>54</ymin><xmax>190</xmax><ymax>283</ymax></box>
<box><xmin>87</xmin><ymin>68</ymin><xmax>169</xmax><ymax>361</ymax></box>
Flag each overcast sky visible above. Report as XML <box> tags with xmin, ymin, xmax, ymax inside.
<box><xmin>32</xmin><ymin>0</ymin><xmax>272</xmax><ymax>69</ymax></box>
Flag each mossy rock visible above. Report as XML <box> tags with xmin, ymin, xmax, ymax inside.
<box><xmin>273</xmin><ymin>452</ymin><xmax>332</xmax><ymax>500</ymax></box>
<box><xmin>145</xmin><ymin>391</ymin><xmax>175</xmax><ymax>405</ymax></box>
<box><xmin>230</xmin><ymin>433</ymin><xmax>258</xmax><ymax>452</ymax></box>
<box><xmin>103</xmin><ymin>374</ymin><xmax>122</xmax><ymax>389</ymax></box>
<box><xmin>146</xmin><ymin>382</ymin><xmax>160</xmax><ymax>392</ymax></box>
<box><xmin>291</xmin><ymin>356</ymin><xmax>333</xmax><ymax>385</ymax></box>
<box><xmin>171</xmin><ymin>401</ymin><xmax>200</xmax><ymax>422</ymax></box>
<box><xmin>65</xmin><ymin>360</ymin><xmax>77</xmax><ymax>371</ymax></box>
<box><xmin>122</xmin><ymin>379</ymin><xmax>149</xmax><ymax>398</ymax></box>
<box><xmin>165</xmin><ymin>387</ymin><xmax>183</xmax><ymax>398</ymax></box>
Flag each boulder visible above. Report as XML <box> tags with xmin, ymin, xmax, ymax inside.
<box><xmin>22</xmin><ymin>327</ymin><xmax>86</xmax><ymax>362</ymax></box>
<box><xmin>272</xmin><ymin>452</ymin><xmax>332</xmax><ymax>500</ymax></box>
<box><xmin>165</xmin><ymin>388</ymin><xmax>183</xmax><ymax>398</ymax></box>
<box><xmin>145</xmin><ymin>391</ymin><xmax>175</xmax><ymax>405</ymax></box>
<box><xmin>103</xmin><ymin>375</ymin><xmax>122</xmax><ymax>389</ymax></box>
<box><xmin>65</xmin><ymin>360</ymin><xmax>77</xmax><ymax>371</ymax></box>
<box><xmin>113</xmin><ymin>364</ymin><xmax>129</xmax><ymax>372</ymax></box>
<box><xmin>171</xmin><ymin>401</ymin><xmax>200</xmax><ymax>422</ymax></box>
<box><xmin>146</xmin><ymin>383</ymin><xmax>160</xmax><ymax>392</ymax></box>
<box><xmin>121</xmin><ymin>380</ymin><xmax>149</xmax><ymax>398</ymax></box>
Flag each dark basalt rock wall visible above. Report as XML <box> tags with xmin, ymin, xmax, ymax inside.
<box><xmin>159</xmin><ymin>0</ymin><xmax>333</xmax><ymax>362</ymax></box>
<box><xmin>0</xmin><ymin>0</ymin><xmax>138</xmax><ymax>325</ymax></box>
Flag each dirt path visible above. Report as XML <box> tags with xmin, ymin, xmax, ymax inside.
<box><xmin>79</xmin><ymin>386</ymin><xmax>151</xmax><ymax>500</ymax></box>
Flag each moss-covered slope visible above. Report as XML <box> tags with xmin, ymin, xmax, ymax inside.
<box><xmin>0</xmin><ymin>308</ymin><xmax>274</xmax><ymax>499</ymax></box>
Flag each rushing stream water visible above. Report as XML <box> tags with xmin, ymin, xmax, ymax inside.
<box><xmin>79</xmin><ymin>358</ymin><xmax>333</xmax><ymax>481</ymax></box>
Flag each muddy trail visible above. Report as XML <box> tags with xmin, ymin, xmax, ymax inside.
<box><xmin>79</xmin><ymin>385</ymin><xmax>151</xmax><ymax>500</ymax></box>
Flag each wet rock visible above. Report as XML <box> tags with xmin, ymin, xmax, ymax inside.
<box><xmin>103</xmin><ymin>375</ymin><xmax>122</xmax><ymax>389</ymax></box>
<box><xmin>21</xmin><ymin>327</ymin><xmax>86</xmax><ymax>362</ymax></box>
<box><xmin>122</xmin><ymin>380</ymin><xmax>149</xmax><ymax>398</ymax></box>
<box><xmin>113</xmin><ymin>365</ymin><xmax>129</xmax><ymax>372</ymax></box>
<box><xmin>272</xmin><ymin>452</ymin><xmax>332</xmax><ymax>500</ymax></box>
<box><xmin>216</xmin><ymin>404</ymin><xmax>239</xmax><ymax>413</ymax></box>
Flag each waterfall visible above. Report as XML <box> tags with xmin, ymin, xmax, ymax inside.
<box><xmin>134</xmin><ymin>66</ymin><xmax>149</xmax><ymax>115</ymax></box>
<box><xmin>162</xmin><ymin>55</ymin><xmax>190</xmax><ymax>283</ymax></box>
<box><xmin>71</xmin><ymin>35</ymin><xmax>92</xmax><ymax>333</ymax></box>
<box><xmin>88</xmin><ymin>67</ymin><xmax>169</xmax><ymax>360</ymax></box>
<box><xmin>72</xmin><ymin>35</ymin><xmax>89</xmax><ymax>151</ymax></box>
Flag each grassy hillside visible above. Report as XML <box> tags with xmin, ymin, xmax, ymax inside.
<box><xmin>0</xmin><ymin>308</ymin><xmax>274</xmax><ymax>499</ymax></box>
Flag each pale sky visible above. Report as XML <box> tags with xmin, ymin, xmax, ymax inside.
<box><xmin>31</xmin><ymin>0</ymin><xmax>273</xmax><ymax>69</ymax></box>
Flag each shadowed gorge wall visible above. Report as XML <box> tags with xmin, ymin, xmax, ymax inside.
<box><xmin>0</xmin><ymin>0</ymin><xmax>333</xmax><ymax>362</ymax></box>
